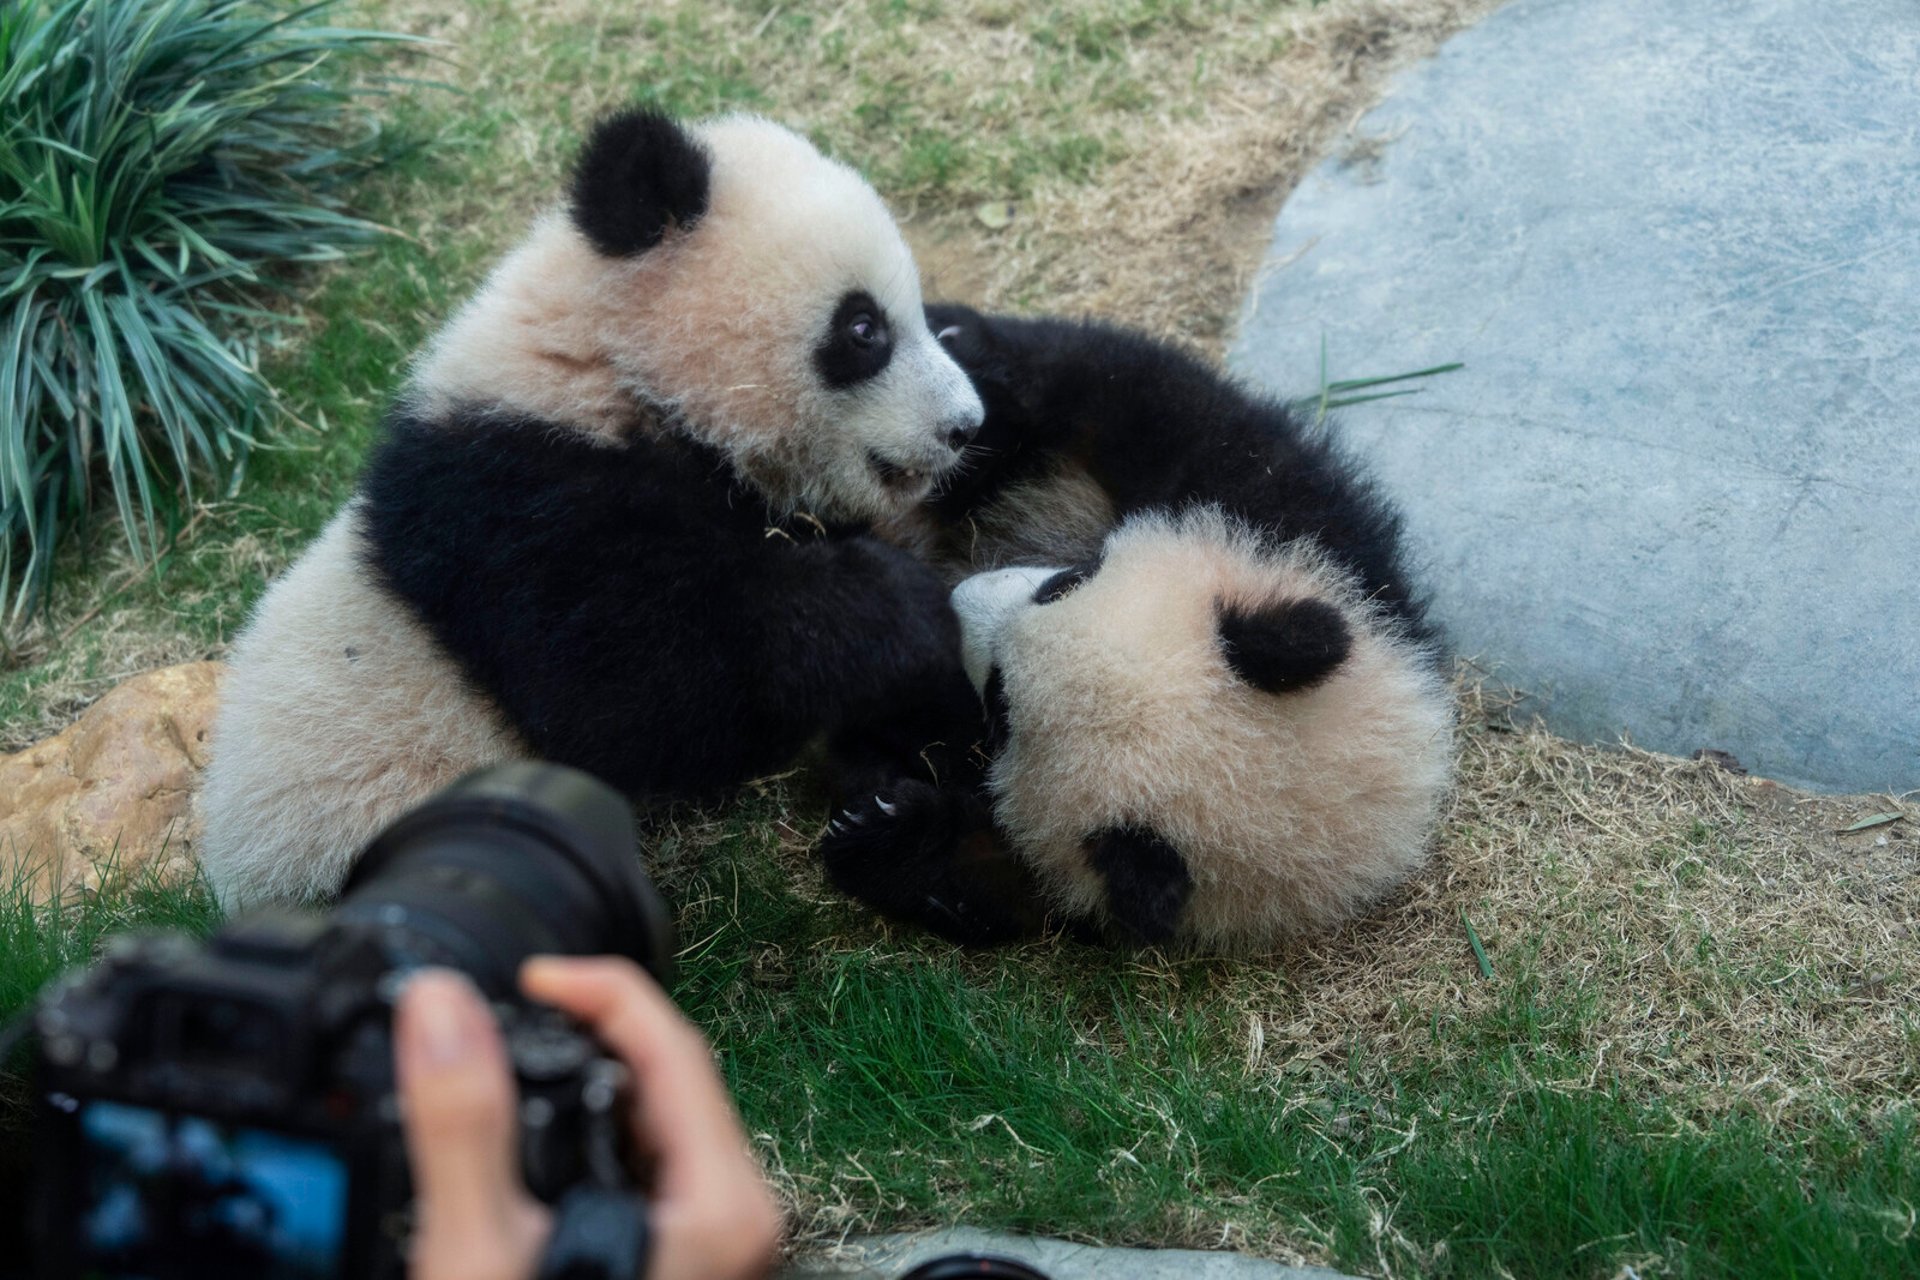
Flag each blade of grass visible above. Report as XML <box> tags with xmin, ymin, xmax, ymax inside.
<box><xmin>1464</xmin><ymin>912</ymin><xmax>1494</xmax><ymax>978</ymax></box>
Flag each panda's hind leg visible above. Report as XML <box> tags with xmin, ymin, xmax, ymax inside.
<box><xmin>821</xmin><ymin>780</ymin><xmax>1045</xmax><ymax>945</ymax></box>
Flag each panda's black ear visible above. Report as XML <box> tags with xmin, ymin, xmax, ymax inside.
<box><xmin>925</xmin><ymin>302</ymin><xmax>998</xmax><ymax>367</ymax></box>
<box><xmin>1087</xmin><ymin>826</ymin><xmax>1191</xmax><ymax>944</ymax></box>
<box><xmin>926</xmin><ymin>302</ymin><xmax>984</xmax><ymax>341</ymax></box>
<box><xmin>569</xmin><ymin>107</ymin><xmax>712</xmax><ymax>258</ymax></box>
<box><xmin>1218</xmin><ymin>596</ymin><xmax>1352</xmax><ymax>694</ymax></box>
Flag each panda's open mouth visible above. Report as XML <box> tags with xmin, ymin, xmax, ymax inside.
<box><xmin>867</xmin><ymin>450</ymin><xmax>931</xmax><ymax>493</ymax></box>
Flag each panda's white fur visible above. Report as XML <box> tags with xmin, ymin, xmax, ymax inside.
<box><xmin>197</xmin><ymin>507</ymin><xmax>527</xmax><ymax>907</ymax></box>
<box><xmin>198</xmin><ymin>113</ymin><xmax>981</xmax><ymax>910</ymax></box>
<box><xmin>952</xmin><ymin>507</ymin><xmax>1455</xmax><ymax>951</ymax></box>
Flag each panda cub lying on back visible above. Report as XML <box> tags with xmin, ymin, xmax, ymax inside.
<box><xmin>199</xmin><ymin>109</ymin><xmax>984</xmax><ymax>909</ymax></box>
<box><xmin>825</xmin><ymin>308</ymin><xmax>1455</xmax><ymax>950</ymax></box>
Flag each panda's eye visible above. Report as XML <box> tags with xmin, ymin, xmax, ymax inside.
<box><xmin>1032</xmin><ymin>559</ymin><xmax>1099</xmax><ymax>604</ymax></box>
<box><xmin>817</xmin><ymin>290</ymin><xmax>895</xmax><ymax>389</ymax></box>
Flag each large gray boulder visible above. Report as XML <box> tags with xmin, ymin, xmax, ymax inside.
<box><xmin>1230</xmin><ymin>0</ymin><xmax>1920</xmax><ymax>793</ymax></box>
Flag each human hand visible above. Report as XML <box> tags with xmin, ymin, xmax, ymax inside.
<box><xmin>396</xmin><ymin>959</ymin><xmax>782</xmax><ymax>1280</ymax></box>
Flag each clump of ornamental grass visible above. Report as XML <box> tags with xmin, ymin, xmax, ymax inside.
<box><xmin>0</xmin><ymin>0</ymin><xmax>406</xmax><ymax>625</ymax></box>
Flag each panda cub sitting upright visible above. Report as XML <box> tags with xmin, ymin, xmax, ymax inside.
<box><xmin>199</xmin><ymin>109</ymin><xmax>984</xmax><ymax>909</ymax></box>
<box><xmin>823</xmin><ymin>308</ymin><xmax>1455</xmax><ymax>950</ymax></box>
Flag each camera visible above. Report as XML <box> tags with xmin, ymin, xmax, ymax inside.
<box><xmin>27</xmin><ymin>762</ymin><xmax>673</xmax><ymax>1280</ymax></box>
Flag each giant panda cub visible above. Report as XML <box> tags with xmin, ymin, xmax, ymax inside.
<box><xmin>826</xmin><ymin>509</ymin><xmax>1455</xmax><ymax>950</ymax></box>
<box><xmin>199</xmin><ymin>109</ymin><xmax>985</xmax><ymax>910</ymax></box>
<box><xmin>822</xmin><ymin>307</ymin><xmax>1455</xmax><ymax>949</ymax></box>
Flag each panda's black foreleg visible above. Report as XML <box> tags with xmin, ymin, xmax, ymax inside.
<box><xmin>820</xmin><ymin>779</ymin><xmax>1045</xmax><ymax>946</ymax></box>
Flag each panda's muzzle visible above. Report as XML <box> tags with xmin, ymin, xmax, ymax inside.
<box><xmin>868</xmin><ymin>402</ymin><xmax>977</xmax><ymax>495</ymax></box>
<box><xmin>942</xmin><ymin>413</ymin><xmax>981</xmax><ymax>453</ymax></box>
<box><xmin>867</xmin><ymin>449</ymin><xmax>940</xmax><ymax>493</ymax></box>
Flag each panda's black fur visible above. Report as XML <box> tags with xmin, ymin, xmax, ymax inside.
<box><xmin>824</xmin><ymin>306</ymin><xmax>1448</xmax><ymax>947</ymax></box>
<box><xmin>361</xmin><ymin>407</ymin><xmax>974</xmax><ymax>802</ymax></box>
<box><xmin>920</xmin><ymin>304</ymin><xmax>1438</xmax><ymax>648</ymax></box>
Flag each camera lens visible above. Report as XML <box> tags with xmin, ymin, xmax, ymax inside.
<box><xmin>331</xmin><ymin>763</ymin><xmax>673</xmax><ymax>995</ymax></box>
<box><xmin>898</xmin><ymin>1256</ymin><xmax>1053</xmax><ymax>1280</ymax></box>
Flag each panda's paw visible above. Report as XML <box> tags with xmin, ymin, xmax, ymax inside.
<box><xmin>821</xmin><ymin>783</ymin><xmax>1043</xmax><ymax>948</ymax></box>
<box><xmin>821</xmin><ymin>779</ymin><xmax>967</xmax><ymax>919</ymax></box>
<box><xmin>825</xmin><ymin>792</ymin><xmax>899</xmax><ymax>832</ymax></box>
<box><xmin>821</xmin><ymin>779</ymin><xmax>949</xmax><ymax>869</ymax></box>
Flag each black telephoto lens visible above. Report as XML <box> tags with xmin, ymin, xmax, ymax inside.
<box><xmin>331</xmin><ymin>762</ymin><xmax>674</xmax><ymax>995</ymax></box>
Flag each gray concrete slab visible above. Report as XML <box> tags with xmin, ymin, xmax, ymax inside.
<box><xmin>1230</xmin><ymin>0</ymin><xmax>1920</xmax><ymax>792</ymax></box>
<box><xmin>782</xmin><ymin>1228</ymin><xmax>1354</xmax><ymax>1279</ymax></box>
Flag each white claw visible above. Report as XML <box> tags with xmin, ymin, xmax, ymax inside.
<box><xmin>875</xmin><ymin>795</ymin><xmax>898</xmax><ymax>817</ymax></box>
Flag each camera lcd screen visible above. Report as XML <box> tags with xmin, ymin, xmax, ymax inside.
<box><xmin>71</xmin><ymin>1099</ymin><xmax>348</xmax><ymax>1280</ymax></box>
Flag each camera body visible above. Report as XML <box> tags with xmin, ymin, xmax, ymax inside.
<box><xmin>30</xmin><ymin>763</ymin><xmax>672</xmax><ymax>1280</ymax></box>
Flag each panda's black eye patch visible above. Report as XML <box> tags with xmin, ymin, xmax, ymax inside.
<box><xmin>1032</xmin><ymin>558</ymin><xmax>1100</xmax><ymax>604</ymax></box>
<box><xmin>816</xmin><ymin>290</ymin><xmax>894</xmax><ymax>389</ymax></box>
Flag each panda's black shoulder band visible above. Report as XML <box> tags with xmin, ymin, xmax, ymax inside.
<box><xmin>570</xmin><ymin>107</ymin><xmax>712</xmax><ymax>257</ymax></box>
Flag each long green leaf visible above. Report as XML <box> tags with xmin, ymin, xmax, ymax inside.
<box><xmin>0</xmin><ymin>0</ymin><xmax>407</xmax><ymax>623</ymax></box>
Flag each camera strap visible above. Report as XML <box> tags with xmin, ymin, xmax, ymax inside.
<box><xmin>536</xmin><ymin>1185</ymin><xmax>651</xmax><ymax>1280</ymax></box>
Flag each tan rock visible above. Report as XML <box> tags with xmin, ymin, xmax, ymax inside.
<box><xmin>0</xmin><ymin>662</ymin><xmax>224</xmax><ymax>903</ymax></box>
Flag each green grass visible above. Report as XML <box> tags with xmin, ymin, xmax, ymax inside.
<box><xmin>0</xmin><ymin>88</ymin><xmax>473</xmax><ymax>738</ymax></box>
<box><xmin>4</xmin><ymin>809</ymin><xmax>1912</xmax><ymax>1278</ymax></box>
<box><xmin>0</xmin><ymin>852</ymin><xmax>221</xmax><ymax>1139</ymax></box>
<box><xmin>0</xmin><ymin>856</ymin><xmax>221</xmax><ymax>1262</ymax></box>
<box><xmin>0</xmin><ymin>857</ymin><xmax>220</xmax><ymax>1036</ymax></box>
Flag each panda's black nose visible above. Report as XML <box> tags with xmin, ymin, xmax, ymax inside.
<box><xmin>944</xmin><ymin>418</ymin><xmax>981</xmax><ymax>452</ymax></box>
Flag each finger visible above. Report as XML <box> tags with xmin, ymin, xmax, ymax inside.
<box><xmin>521</xmin><ymin>958</ymin><xmax>784</xmax><ymax>1280</ymax></box>
<box><xmin>647</xmin><ymin>1178</ymin><xmax>785</xmax><ymax>1280</ymax></box>
<box><xmin>394</xmin><ymin>970</ymin><xmax>527</xmax><ymax>1236</ymax></box>
<box><xmin>519</xmin><ymin>958</ymin><xmax>754</xmax><ymax>1194</ymax></box>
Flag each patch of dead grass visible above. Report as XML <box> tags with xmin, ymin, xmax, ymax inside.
<box><xmin>359</xmin><ymin>0</ymin><xmax>1503</xmax><ymax>349</ymax></box>
<box><xmin>912</xmin><ymin>0</ymin><xmax>1507</xmax><ymax>346</ymax></box>
<box><xmin>1252</xmin><ymin>671</ymin><xmax>1918</xmax><ymax>1119</ymax></box>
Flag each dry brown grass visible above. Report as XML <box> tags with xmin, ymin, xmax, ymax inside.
<box><xmin>905</xmin><ymin>0</ymin><xmax>1509</xmax><ymax>347</ymax></box>
<box><xmin>0</xmin><ymin>500</ymin><xmax>286</xmax><ymax>751</ymax></box>
<box><xmin>1258</xmin><ymin>672</ymin><xmax>1917</xmax><ymax>1119</ymax></box>
<box><xmin>359</xmin><ymin>0</ymin><xmax>1505</xmax><ymax>350</ymax></box>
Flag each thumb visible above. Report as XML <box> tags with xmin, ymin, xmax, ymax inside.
<box><xmin>395</xmin><ymin>970</ymin><xmax>549</xmax><ymax>1276</ymax></box>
